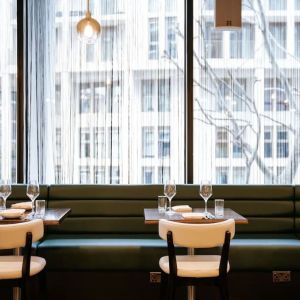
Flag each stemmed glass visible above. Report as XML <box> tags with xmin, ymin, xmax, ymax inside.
<box><xmin>0</xmin><ymin>179</ymin><xmax>12</xmax><ymax>210</ymax></box>
<box><xmin>164</xmin><ymin>180</ymin><xmax>176</xmax><ymax>215</ymax></box>
<box><xmin>199</xmin><ymin>180</ymin><xmax>212</xmax><ymax>217</ymax></box>
<box><xmin>26</xmin><ymin>180</ymin><xmax>40</xmax><ymax>214</ymax></box>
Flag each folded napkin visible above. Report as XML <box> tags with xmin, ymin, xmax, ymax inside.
<box><xmin>172</xmin><ymin>205</ymin><xmax>192</xmax><ymax>212</ymax></box>
<box><xmin>11</xmin><ymin>202</ymin><xmax>32</xmax><ymax>210</ymax></box>
<box><xmin>182</xmin><ymin>212</ymin><xmax>206</xmax><ymax>219</ymax></box>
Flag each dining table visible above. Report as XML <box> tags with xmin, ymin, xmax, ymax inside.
<box><xmin>0</xmin><ymin>207</ymin><xmax>71</xmax><ymax>300</ymax></box>
<box><xmin>144</xmin><ymin>207</ymin><xmax>248</xmax><ymax>300</ymax></box>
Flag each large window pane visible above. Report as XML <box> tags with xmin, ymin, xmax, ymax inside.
<box><xmin>194</xmin><ymin>0</ymin><xmax>298</xmax><ymax>184</ymax></box>
<box><xmin>27</xmin><ymin>0</ymin><xmax>184</xmax><ymax>184</ymax></box>
<box><xmin>0</xmin><ymin>1</ymin><xmax>17</xmax><ymax>182</ymax></box>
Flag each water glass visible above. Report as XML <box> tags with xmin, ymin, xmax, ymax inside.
<box><xmin>158</xmin><ymin>196</ymin><xmax>167</xmax><ymax>214</ymax></box>
<box><xmin>215</xmin><ymin>199</ymin><xmax>224</xmax><ymax>217</ymax></box>
<box><xmin>35</xmin><ymin>200</ymin><xmax>46</xmax><ymax>217</ymax></box>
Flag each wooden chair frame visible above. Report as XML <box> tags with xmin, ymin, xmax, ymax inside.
<box><xmin>0</xmin><ymin>231</ymin><xmax>46</xmax><ymax>300</ymax></box>
<box><xmin>160</xmin><ymin>230</ymin><xmax>231</xmax><ymax>300</ymax></box>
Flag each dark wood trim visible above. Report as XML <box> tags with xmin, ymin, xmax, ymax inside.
<box><xmin>185</xmin><ymin>0</ymin><xmax>194</xmax><ymax>184</ymax></box>
<box><xmin>22</xmin><ymin>232</ymin><xmax>32</xmax><ymax>278</ymax></box>
<box><xmin>17</xmin><ymin>0</ymin><xmax>25</xmax><ymax>183</ymax></box>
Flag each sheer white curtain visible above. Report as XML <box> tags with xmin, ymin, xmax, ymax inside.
<box><xmin>26</xmin><ymin>0</ymin><xmax>185</xmax><ymax>184</ymax></box>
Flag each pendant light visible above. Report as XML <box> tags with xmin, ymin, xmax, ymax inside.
<box><xmin>215</xmin><ymin>0</ymin><xmax>242</xmax><ymax>30</ymax></box>
<box><xmin>77</xmin><ymin>0</ymin><xmax>101</xmax><ymax>44</ymax></box>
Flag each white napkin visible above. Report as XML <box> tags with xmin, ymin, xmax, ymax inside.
<box><xmin>182</xmin><ymin>212</ymin><xmax>206</xmax><ymax>219</ymax></box>
<box><xmin>11</xmin><ymin>202</ymin><xmax>32</xmax><ymax>210</ymax></box>
<box><xmin>172</xmin><ymin>205</ymin><xmax>192</xmax><ymax>212</ymax></box>
<box><xmin>0</xmin><ymin>209</ymin><xmax>25</xmax><ymax>219</ymax></box>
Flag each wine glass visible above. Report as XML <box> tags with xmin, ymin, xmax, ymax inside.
<box><xmin>164</xmin><ymin>180</ymin><xmax>176</xmax><ymax>215</ymax></box>
<box><xmin>26</xmin><ymin>180</ymin><xmax>40</xmax><ymax>214</ymax></box>
<box><xmin>199</xmin><ymin>180</ymin><xmax>212</xmax><ymax>217</ymax></box>
<box><xmin>0</xmin><ymin>179</ymin><xmax>12</xmax><ymax>210</ymax></box>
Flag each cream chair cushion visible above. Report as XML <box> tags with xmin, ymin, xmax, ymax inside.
<box><xmin>0</xmin><ymin>256</ymin><xmax>46</xmax><ymax>280</ymax></box>
<box><xmin>159</xmin><ymin>255</ymin><xmax>230</xmax><ymax>278</ymax></box>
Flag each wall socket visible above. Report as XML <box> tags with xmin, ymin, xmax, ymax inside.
<box><xmin>272</xmin><ymin>271</ymin><xmax>291</xmax><ymax>283</ymax></box>
<box><xmin>150</xmin><ymin>272</ymin><xmax>161</xmax><ymax>283</ymax></box>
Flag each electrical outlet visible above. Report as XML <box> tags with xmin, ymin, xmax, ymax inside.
<box><xmin>150</xmin><ymin>272</ymin><xmax>161</xmax><ymax>283</ymax></box>
<box><xmin>272</xmin><ymin>271</ymin><xmax>291</xmax><ymax>283</ymax></box>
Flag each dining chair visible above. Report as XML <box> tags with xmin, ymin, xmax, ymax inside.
<box><xmin>0</xmin><ymin>219</ymin><xmax>46</xmax><ymax>300</ymax></box>
<box><xmin>158</xmin><ymin>219</ymin><xmax>235</xmax><ymax>300</ymax></box>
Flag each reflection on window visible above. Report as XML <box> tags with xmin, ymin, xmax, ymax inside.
<box><xmin>101</xmin><ymin>27</ymin><xmax>114</xmax><ymax>62</ymax></box>
<box><xmin>159</xmin><ymin>79</ymin><xmax>171</xmax><ymax>112</ymax></box>
<box><xmin>233</xmin><ymin>167</ymin><xmax>246</xmax><ymax>184</ymax></box>
<box><xmin>142</xmin><ymin>127</ymin><xmax>155</xmax><ymax>157</ymax></box>
<box><xmin>158</xmin><ymin>166</ymin><xmax>171</xmax><ymax>183</ymax></box>
<box><xmin>165</xmin><ymin>17</ymin><xmax>177</xmax><ymax>59</ymax></box>
<box><xmin>205</xmin><ymin>22</ymin><xmax>223</xmax><ymax>59</ymax></box>
<box><xmin>277</xmin><ymin>127</ymin><xmax>289</xmax><ymax>158</ymax></box>
<box><xmin>216</xmin><ymin>167</ymin><xmax>228</xmax><ymax>184</ymax></box>
<box><xmin>158</xmin><ymin>127</ymin><xmax>171</xmax><ymax>158</ymax></box>
<box><xmin>94</xmin><ymin>166</ymin><xmax>105</xmax><ymax>183</ymax></box>
<box><xmin>264</xmin><ymin>78</ymin><xmax>288</xmax><ymax>112</ymax></box>
<box><xmin>264</xmin><ymin>127</ymin><xmax>273</xmax><ymax>158</ymax></box>
<box><xmin>142</xmin><ymin>80</ymin><xmax>154</xmax><ymax>112</ymax></box>
<box><xmin>269</xmin><ymin>22</ymin><xmax>287</xmax><ymax>59</ymax></box>
<box><xmin>80</xmin><ymin>166</ymin><xmax>90</xmax><ymax>183</ymax></box>
<box><xmin>216</xmin><ymin>128</ymin><xmax>229</xmax><ymax>158</ymax></box>
<box><xmin>80</xmin><ymin>128</ymin><xmax>90</xmax><ymax>158</ymax></box>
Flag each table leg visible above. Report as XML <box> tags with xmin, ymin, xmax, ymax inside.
<box><xmin>13</xmin><ymin>248</ymin><xmax>21</xmax><ymax>300</ymax></box>
<box><xmin>187</xmin><ymin>248</ymin><xmax>195</xmax><ymax>300</ymax></box>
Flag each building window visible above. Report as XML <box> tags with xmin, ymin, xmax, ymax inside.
<box><xmin>295</xmin><ymin>23</ymin><xmax>300</xmax><ymax>58</ymax></box>
<box><xmin>233</xmin><ymin>142</ymin><xmax>242</xmax><ymax>158</ymax></box>
<box><xmin>264</xmin><ymin>127</ymin><xmax>273</xmax><ymax>158</ymax></box>
<box><xmin>158</xmin><ymin>167</ymin><xmax>171</xmax><ymax>184</ymax></box>
<box><xmin>142</xmin><ymin>80</ymin><xmax>154</xmax><ymax>112</ymax></box>
<box><xmin>216</xmin><ymin>128</ymin><xmax>229</xmax><ymax>158</ymax></box>
<box><xmin>216</xmin><ymin>167</ymin><xmax>228</xmax><ymax>184</ymax></box>
<box><xmin>158</xmin><ymin>79</ymin><xmax>171</xmax><ymax>112</ymax></box>
<box><xmin>230</xmin><ymin>23</ymin><xmax>255</xmax><ymax>59</ymax></box>
<box><xmin>269</xmin><ymin>0</ymin><xmax>286</xmax><ymax>10</ymax></box>
<box><xmin>264</xmin><ymin>78</ymin><xmax>288</xmax><ymax>112</ymax></box>
<box><xmin>205</xmin><ymin>0</ymin><xmax>214</xmax><ymax>10</ymax></box>
<box><xmin>108</xmin><ymin>127</ymin><xmax>120</xmax><ymax>159</ymax></box>
<box><xmin>80</xmin><ymin>85</ymin><xmax>91</xmax><ymax>113</ymax></box>
<box><xmin>149</xmin><ymin>18</ymin><xmax>159</xmax><ymax>59</ymax></box>
<box><xmin>296</xmin><ymin>0</ymin><xmax>300</xmax><ymax>10</ymax></box>
<box><xmin>109</xmin><ymin>166</ymin><xmax>120</xmax><ymax>184</ymax></box>
<box><xmin>205</xmin><ymin>22</ymin><xmax>223</xmax><ymax>59</ymax></box>
<box><xmin>233</xmin><ymin>79</ymin><xmax>247</xmax><ymax>112</ymax></box>
<box><xmin>142</xmin><ymin>127</ymin><xmax>155</xmax><ymax>157</ymax></box>
<box><xmin>86</xmin><ymin>44</ymin><xmax>94</xmax><ymax>63</ymax></box>
<box><xmin>80</xmin><ymin>166</ymin><xmax>90</xmax><ymax>183</ymax></box>
<box><xmin>269</xmin><ymin>22</ymin><xmax>287</xmax><ymax>59</ymax></box>
<box><xmin>55</xmin><ymin>165</ymin><xmax>62</xmax><ymax>182</ymax></box>
<box><xmin>158</xmin><ymin>127</ymin><xmax>171</xmax><ymax>158</ymax></box>
<box><xmin>94</xmin><ymin>127</ymin><xmax>105</xmax><ymax>159</ymax></box>
<box><xmin>148</xmin><ymin>0</ymin><xmax>159</xmax><ymax>13</ymax></box>
<box><xmin>94</xmin><ymin>166</ymin><xmax>105</xmax><ymax>183</ymax></box>
<box><xmin>232</xmin><ymin>167</ymin><xmax>246</xmax><ymax>184</ymax></box>
<box><xmin>165</xmin><ymin>17</ymin><xmax>177</xmax><ymax>59</ymax></box>
<box><xmin>101</xmin><ymin>0</ymin><xmax>119</xmax><ymax>15</ymax></box>
<box><xmin>101</xmin><ymin>27</ymin><xmax>114</xmax><ymax>62</ymax></box>
<box><xmin>142</xmin><ymin>167</ymin><xmax>154</xmax><ymax>184</ymax></box>
<box><xmin>80</xmin><ymin>128</ymin><xmax>90</xmax><ymax>158</ymax></box>
<box><xmin>277</xmin><ymin>127</ymin><xmax>289</xmax><ymax>158</ymax></box>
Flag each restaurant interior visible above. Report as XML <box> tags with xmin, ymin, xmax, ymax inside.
<box><xmin>1</xmin><ymin>0</ymin><xmax>300</xmax><ymax>299</ymax></box>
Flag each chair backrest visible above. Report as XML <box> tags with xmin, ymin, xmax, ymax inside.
<box><xmin>0</xmin><ymin>219</ymin><xmax>44</xmax><ymax>250</ymax></box>
<box><xmin>159</xmin><ymin>219</ymin><xmax>235</xmax><ymax>248</ymax></box>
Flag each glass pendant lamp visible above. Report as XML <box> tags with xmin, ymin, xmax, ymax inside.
<box><xmin>77</xmin><ymin>0</ymin><xmax>101</xmax><ymax>44</ymax></box>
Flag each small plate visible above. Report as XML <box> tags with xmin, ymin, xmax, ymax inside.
<box><xmin>0</xmin><ymin>209</ymin><xmax>25</xmax><ymax>219</ymax></box>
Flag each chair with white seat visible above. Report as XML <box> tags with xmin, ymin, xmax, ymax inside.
<box><xmin>0</xmin><ymin>219</ymin><xmax>46</xmax><ymax>300</ymax></box>
<box><xmin>158</xmin><ymin>219</ymin><xmax>235</xmax><ymax>300</ymax></box>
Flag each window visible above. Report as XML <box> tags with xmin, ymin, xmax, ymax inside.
<box><xmin>80</xmin><ymin>129</ymin><xmax>90</xmax><ymax>158</ymax></box>
<box><xmin>233</xmin><ymin>167</ymin><xmax>246</xmax><ymax>184</ymax></box>
<box><xmin>165</xmin><ymin>0</ymin><xmax>177</xmax><ymax>12</ymax></box>
<box><xmin>277</xmin><ymin>128</ymin><xmax>289</xmax><ymax>158</ymax></box>
<box><xmin>216</xmin><ymin>167</ymin><xmax>228</xmax><ymax>184</ymax></box>
<box><xmin>109</xmin><ymin>166</ymin><xmax>120</xmax><ymax>184</ymax></box>
<box><xmin>0</xmin><ymin>1</ymin><xmax>17</xmax><ymax>182</ymax></box>
<box><xmin>108</xmin><ymin>127</ymin><xmax>120</xmax><ymax>159</ymax></box>
<box><xmin>296</xmin><ymin>0</ymin><xmax>300</xmax><ymax>10</ymax></box>
<box><xmin>205</xmin><ymin>0</ymin><xmax>214</xmax><ymax>10</ymax></box>
<box><xmin>158</xmin><ymin>127</ymin><xmax>171</xmax><ymax>158</ymax></box>
<box><xmin>264</xmin><ymin>127</ymin><xmax>273</xmax><ymax>158</ymax></box>
<box><xmin>101</xmin><ymin>27</ymin><xmax>114</xmax><ymax>62</ymax></box>
<box><xmin>158</xmin><ymin>79</ymin><xmax>171</xmax><ymax>112</ymax></box>
<box><xmin>216</xmin><ymin>128</ymin><xmax>229</xmax><ymax>158</ymax></box>
<box><xmin>94</xmin><ymin>166</ymin><xmax>105</xmax><ymax>183</ymax></box>
<box><xmin>142</xmin><ymin>167</ymin><xmax>154</xmax><ymax>184</ymax></box>
<box><xmin>158</xmin><ymin>167</ymin><xmax>171</xmax><ymax>183</ymax></box>
<box><xmin>142</xmin><ymin>80</ymin><xmax>154</xmax><ymax>112</ymax></box>
<box><xmin>148</xmin><ymin>0</ymin><xmax>159</xmax><ymax>13</ymax></box>
<box><xmin>295</xmin><ymin>23</ymin><xmax>300</xmax><ymax>58</ymax></box>
<box><xmin>94</xmin><ymin>127</ymin><xmax>105</xmax><ymax>159</ymax></box>
<box><xmin>233</xmin><ymin>141</ymin><xmax>242</xmax><ymax>158</ymax></box>
<box><xmin>233</xmin><ymin>79</ymin><xmax>247</xmax><ymax>112</ymax></box>
<box><xmin>269</xmin><ymin>23</ymin><xmax>287</xmax><ymax>59</ymax></box>
<box><xmin>205</xmin><ymin>22</ymin><xmax>223</xmax><ymax>59</ymax></box>
<box><xmin>264</xmin><ymin>78</ymin><xmax>288</xmax><ymax>112</ymax></box>
<box><xmin>230</xmin><ymin>23</ymin><xmax>255</xmax><ymax>59</ymax></box>
<box><xmin>101</xmin><ymin>0</ymin><xmax>123</xmax><ymax>15</ymax></box>
<box><xmin>80</xmin><ymin>166</ymin><xmax>90</xmax><ymax>183</ymax></box>
<box><xmin>86</xmin><ymin>44</ymin><xmax>94</xmax><ymax>63</ymax></box>
<box><xmin>80</xmin><ymin>85</ymin><xmax>91</xmax><ymax>113</ymax></box>
<box><xmin>269</xmin><ymin>0</ymin><xmax>286</xmax><ymax>10</ymax></box>
<box><xmin>142</xmin><ymin>127</ymin><xmax>155</xmax><ymax>157</ymax></box>
<box><xmin>165</xmin><ymin>17</ymin><xmax>177</xmax><ymax>59</ymax></box>
<box><xmin>149</xmin><ymin>18</ymin><xmax>159</xmax><ymax>59</ymax></box>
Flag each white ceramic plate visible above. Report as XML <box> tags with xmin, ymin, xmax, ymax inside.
<box><xmin>0</xmin><ymin>209</ymin><xmax>25</xmax><ymax>219</ymax></box>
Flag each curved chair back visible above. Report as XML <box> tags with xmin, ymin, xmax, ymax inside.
<box><xmin>159</xmin><ymin>219</ymin><xmax>235</xmax><ymax>248</ymax></box>
<box><xmin>0</xmin><ymin>219</ymin><xmax>44</xmax><ymax>250</ymax></box>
